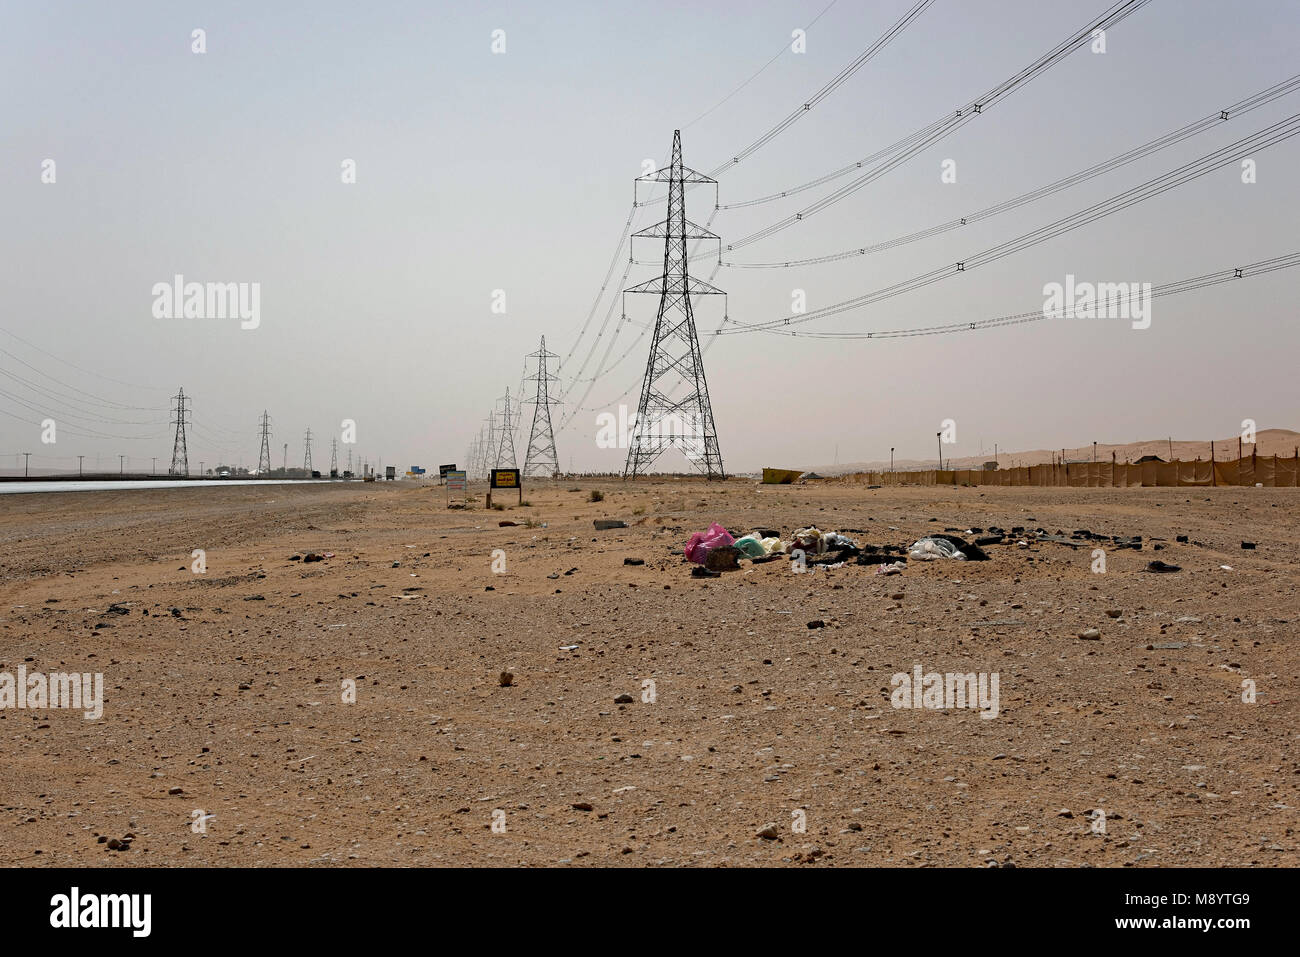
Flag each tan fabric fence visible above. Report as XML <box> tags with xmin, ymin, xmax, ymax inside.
<box><xmin>839</xmin><ymin>454</ymin><xmax>1299</xmax><ymax>488</ymax></box>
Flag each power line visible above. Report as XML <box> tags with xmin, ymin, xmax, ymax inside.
<box><xmin>704</xmin><ymin>0</ymin><xmax>936</xmax><ymax>178</ymax></box>
<box><xmin>741</xmin><ymin>251</ymin><xmax>1300</xmax><ymax>340</ymax></box>
<box><xmin>723</xmin><ymin>73</ymin><xmax>1300</xmax><ymax>268</ymax></box>
<box><xmin>723</xmin><ymin>112</ymin><xmax>1300</xmax><ymax>334</ymax></box>
<box><xmin>718</xmin><ymin>0</ymin><xmax>1154</xmax><ymax>221</ymax></box>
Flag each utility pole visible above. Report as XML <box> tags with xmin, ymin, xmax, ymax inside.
<box><xmin>890</xmin><ymin>448</ymin><xmax>894</xmax><ymax>472</ymax></box>
<box><xmin>119</xmin><ymin>454</ymin><xmax>125</xmax><ymax>476</ymax></box>
<box><xmin>523</xmin><ymin>336</ymin><xmax>560</xmax><ymax>477</ymax></box>
<box><xmin>257</xmin><ymin>411</ymin><xmax>273</xmax><ymax>474</ymax></box>
<box><xmin>495</xmin><ymin>389</ymin><xmax>518</xmax><ymax>469</ymax></box>
<box><xmin>624</xmin><ymin>130</ymin><xmax>725</xmax><ymax>480</ymax></box>
<box><xmin>169</xmin><ymin>387</ymin><xmax>190</xmax><ymax>476</ymax></box>
<box><xmin>330</xmin><ymin>438</ymin><xmax>338</xmax><ymax>476</ymax></box>
<box><xmin>936</xmin><ymin>432</ymin><xmax>943</xmax><ymax>470</ymax></box>
<box><xmin>152</xmin><ymin>456</ymin><xmax>157</xmax><ymax>474</ymax></box>
<box><xmin>282</xmin><ymin>443</ymin><xmax>288</xmax><ymax>474</ymax></box>
<box><xmin>346</xmin><ymin>448</ymin><xmax>352</xmax><ymax>477</ymax></box>
<box><xmin>303</xmin><ymin>428</ymin><xmax>313</xmax><ymax>473</ymax></box>
<box><xmin>23</xmin><ymin>452</ymin><xmax>30</xmax><ymax>477</ymax></box>
<box><xmin>199</xmin><ymin>461</ymin><xmax>204</xmax><ymax>476</ymax></box>
<box><xmin>77</xmin><ymin>455</ymin><xmax>84</xmax><ymax>477</ymax></box>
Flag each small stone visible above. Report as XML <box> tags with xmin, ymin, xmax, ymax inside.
<box><xmin>806</xmin><ymin>620</ymin><xmax>825</xmax><ymax>629</ymax></box>
<box><xmin>623</xmin><ymin>558</ymin><xmax>645</xmax><ymax>566</ymax></box>
<box><xmin>1105</xmin><ymin>609</ymin><xmax>1122</xmax><ymax>618</ymax></box>
<box><xmin>614</xmin><ymin>692</ymin><xmax>635</xmax><ymax>704</ymax></box>
<box><xmin>572</xmin><ymin>802</ymin><xmax>593</xmax><ymax>812</ymax></box>
<box><xmin>499</xmin><ymin>671</ymin><xmax>514</xmax><ymax>687</ymax></box>
<box><xmin>168</xmin><ymin>786</ymin><xmax>184</xmax><ymax>795</ymax></box>
<box><xmin>756</xmin><ymin>823</ymin><xmax>781</xmax><ymax>840</ymax></box>
<box><xmin>1078</xmin><ymin>628</ymin><xmax>1101</xmax><ymax>640</ymax></box>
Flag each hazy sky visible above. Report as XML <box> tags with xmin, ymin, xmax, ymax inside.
<box><xmin>2</xmin><ymin>0</ymin><xmax>1297</xmax><ymax>475</ymax></box>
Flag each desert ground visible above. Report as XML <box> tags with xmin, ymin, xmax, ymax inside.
<box><xmin>1</xmin><ymin>478</ymin><xmax>1295</xmax><ymax>867</ymax></box>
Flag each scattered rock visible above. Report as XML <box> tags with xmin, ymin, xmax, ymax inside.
<box><xmin>1078</xmin><ymin>628</ymin><xmax>1101</xmax><ymax>640</ymax></box>
<box><xmin>614</xmin><ymin>692</ymin><xmax>635</xmax><ymax>704</ymax></box>
<box><xmin>807</xmin><ymin>620</ymin><xmax>826</xmax><ymax>629</ymax></box>
<box><xmin>594</xmin><ymin>520</ymin><xmax>627</xmax><ymax>531</ymax></box>
<box><xmin>498</xmin><ymin>671</ymin><xmax>514</xmax><ymax>687</ymax></box>
<box><xmin>691</xmin><ymin>567</ymin><xmax>720</xmax><ymax>578</ymax></box>
<box><xmin>623</xmin><ymin>558</ymin><xmax>645</xmax><ymax>566</ymax></box>
<box><xmin>756</xmin><ymin>823</ymin><xmax>781</xmax><ymax>840</ymax></box>
<box><xmin>1241</xmin><ymin>541</ymin><xmax>1256</xmax><ymax>549</ymax></box>
<box><xmin>1144</xmin><ymin>560</ymin><xmax>1181</xmax><ymax>573</ymax></box>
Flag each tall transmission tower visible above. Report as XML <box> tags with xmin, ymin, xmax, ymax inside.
<box><xmin>303</xmin><ymin>428</ymin><xmax>313</xmax><ymax>473</ymax></box>
<box><xmin>330</xmin><ymin>438</ymin><xmax>338</xmax><ymax>475</ymax></box>
<box><xmin>346</xmin><ymin>448</ymin><xmax>353</xmax><ymax>476</ymax></box>
<box><xmin>494</xmin><ymin>389</ymin><xmax>518</xmax><ymax>469</ymax></box>
<box><xmin>257</xmin><ymin>411</ymin><xmax>273</xmax><ymax>474</ymax></box>
<box><xmin>522</xmin><ymin>336</ymin><xmax>560</xmax><ymax>478</ymax></box>
<box><xmin>624</xmin><ymin>130</ymin><xmax>726</xmax><ymax>480</ymax></box>
<box><xmin>169</xmin><ymin>387</ymin><xmax>191</xmax><ymax>476</ymax></box>
<box><xmin>484</xmin><ymin>412</ymin><xmax>498</xmax><ymax>476</ymax></box>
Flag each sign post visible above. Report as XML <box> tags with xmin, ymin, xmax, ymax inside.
<box><xmin>446</xmin><ymin>469</ymin><xmax>468</xmax><ymax>507</ymax></box>
<box><xmin>438</xmin><ymin>464</ymin><xmax>456</xmax><ymax>487</ymax></box>
<box><xmin>490</xmin><ymin>468</ymin><xmax>522</xmax><ymax>508</ymax></box>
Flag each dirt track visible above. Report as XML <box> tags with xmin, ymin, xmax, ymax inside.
<box><xmin>1</xmin><ymin>479</ymin><xmax>1295</xmax><ymax>866</ymax></box>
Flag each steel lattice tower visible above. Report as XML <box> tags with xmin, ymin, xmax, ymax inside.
<box><xmin>522</xmin><ymin>336</ymin><xmax>560</xmax><ymax>477</ymax></box>
<box><xmin>624</xmin><ymin>130</ymin><xmax>725</xmax><ymax>480</ymax></box>
<box><xmin>494</xmin><ymin>389</ymin><xmax>518</xmax><ymax>469</ymax></box>
<box><xmin>257</xmin><ymin>411</ymin><xmax>273</xmax><ymax>474</ymax></box>
<box><xmin>169</xmin><ymin>387</ymin><xmax>191</xmax><ymax>476</ymax></box>
<box><xmin>303</xmin><ymin>428</ymin><xmax>313</xmax><ymax>473</ymax></box>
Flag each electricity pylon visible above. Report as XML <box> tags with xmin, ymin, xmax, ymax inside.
<box><xmin>624</xmin><ymin>130</ymin><xmax>725</xmax><ymax>479</ymax></box>
<box><xmin>330</xmin><ymin>438</ymin><xmax>338</xmax><ymax>475</ymax></box>
<box><xmin>303</xmin><ymin>428</ymin><xmax>313</xmax><ymax>472</ymax></box>
<box><xmin>257</xmin><ymin>411</ymin><xmax>273</xmax><ymax>474</ymax></box>
<box><xmin>494</xmin><ymin>389</ymin><xmax>518</xmax><ymax>469</ymax></box>
<box><xmin>522</xmin><ymin>336</ymin><xmax>560</xmax><ymax>477</ymax></box>
<box><xmin>169</xmin><ymin>387</ymin><xmax>191</xmax><ymax>476</ymax></box>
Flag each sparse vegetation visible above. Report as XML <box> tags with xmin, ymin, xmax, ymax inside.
<box><xmin>589</xmin><ymin>490</ymin><xmax>604</xmax><ymax>503</ymax></box>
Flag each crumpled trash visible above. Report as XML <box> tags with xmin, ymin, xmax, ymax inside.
<box><xmin>685</xmin><ymin>522</ymin><xmax>734</xmax><ymax>564</ymax></box>
<box><xmin>733</xmin><ymin>534</ymin><xmax>788</xmax><ymax>559</ymax></box>
<box><xmin>790</xmin><ymin>527</ymin><xmax>860</xmax><ymax>556</ymax></box>
<box><xmin>732</xmin><ymin>534</ymin><xmax>769</xmax><ymax>559</ymax></box>
<box><xmin>909</xmin><ymin>536</ymin><xmax>967</xmax><ymax>561</ymax></box>
<box><xmin>790</xmin><ymin>526</ymin><xmax>825</xmax><ymax>554</ymax></box>
<box><xmin>874</xmin><ymin>560</ymin><xmax>906</xmax><ymax>575</ymax></box>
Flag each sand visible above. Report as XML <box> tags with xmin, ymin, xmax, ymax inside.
<box><xmin>1</xmin><ymin>479</ymin><xmax>1295</xmax><ymax>867</ymax></box>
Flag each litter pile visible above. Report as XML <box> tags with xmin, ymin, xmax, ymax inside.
<box><xmin>680</xmin><ymin>522</ymin><xmax>993</xmax><ymax>577</ymax></box>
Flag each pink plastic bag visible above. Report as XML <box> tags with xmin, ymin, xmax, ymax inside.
<box><xmin>684</xmin><ymin>522</ymin><xmax>734</xmax><ymax>564</ymax></box>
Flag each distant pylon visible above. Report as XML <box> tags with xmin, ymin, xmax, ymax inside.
<box><xmin>523</xmin><ymin>336</ymin><xmax>561</xmax><ymax>478</ymax></box>
<box><xmin>257</xmin><ymin>411</ymin><xmax>273</xmax><ymax>474</ymax></box>
<box><xmin>303</xmin><ymin>428</ymin><xmax>313</xmax><ymax>472</ymax></box>
<box><xmin>330</xmin><ymin>438</ymin><xmax>338</xmax><ymax>475</ymax></box>
<box><xmin>495</xmin><ymin>389</ymin><xmax>518</xmax><ymax>469</ymax></box>
<box><xmin>346</xmin><ymin>448</ymin><xmax>353</xmax><ymax>476</ymax></box>
<box><xmin>169</xmin><ymin>387</ymin><xmax>191</xmax><ymax>476</ymax></box>
<box><xmin>484</xmin><ymin>411</ymin><xmax>498</xmax><ymax>474</ymax></box>
<box><xmin>624</xmin><ymin>130</ymin><xmax>725</xmax><ymax>480</ymax></box>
